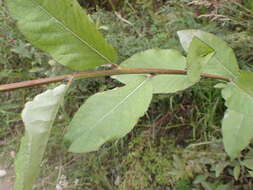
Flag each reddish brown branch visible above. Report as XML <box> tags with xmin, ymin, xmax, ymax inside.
<box><xmin>0</xmin><ymin>68</ymin><xmax>231</xmax><ymax>92</ymax></box>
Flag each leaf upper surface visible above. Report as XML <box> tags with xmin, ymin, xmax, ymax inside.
<box><xmin>221</xmin><ymin>71</ymin><xmax>253</xmax><ymax>159</ymax></box>
<box><xmin>15</xmin><ymin>85</ymin><xmax>67</xmax><ymax>190</ymax></box>
<box><xmin>222</xmin><ymin>109</ymin><xmax>253</xmax><ymax>159</ymax></box>
<box><xmin>222</xmin><ymin>71</ymin><xmax>253</xmax><ymax>114</ymax></box>
<box><xmin>187</xmin><ymin>37</ymin><xmax>215</xmax><ymax>83</ymax></box>
<box><xmin>7</xmin><ymin>0</ymin><xmax>117</xmax><ymax>71</ymax></box>
<box><xmin>113</xmin><ymin>49</ymin><xmax>195</xmax><ymax>94</ymax></box>
<box><xmin>65</xmin><ymin>78</ymin><xmax>153</xmax><ymax>153</ymax></box>
<box><xmin>177</xmin><ymin>30</ymin><xmax>239</xmax><ymax>79</ymax></box>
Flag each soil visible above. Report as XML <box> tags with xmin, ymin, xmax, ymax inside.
<box><xmin>0</xmin><ymin>164</ymin><xmax>13</xmax><ymax>190</ymax></box>
<box><xmin>0</xmin><ymin>177</ymin><xmax>13</xmax><ymax>190</ymax></box>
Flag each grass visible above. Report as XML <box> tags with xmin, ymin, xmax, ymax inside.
<box><xmin>1</xmin><ymin>0</ymin><xmax>253</xmax><ymax>189</ymax></box>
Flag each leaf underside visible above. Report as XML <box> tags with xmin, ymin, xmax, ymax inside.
<box><xmin>113</xmin><ymin>49</ymin><xmax>196</xmax><ymax>94</ymax></box>
<box><xmin>15</xmin><ymin>85</ymin><xmax>67</xmax><ymax>190</ymax></box>
<box><xmin>65</xmin><ymin>78</ymin><xmax>153</xmax><ymax>153</ymax></box>
<box><xmin>7</xmin><ymin>0</ymin><xmax>117</xmax><ymax>71</ymax></box>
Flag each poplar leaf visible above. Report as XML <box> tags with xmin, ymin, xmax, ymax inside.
<box><xmin>7</xmin><ymin>0</ymin><xmax>117</xmax><ymax>71</ymax></box>
<box><xmin>65</xmin><ymin>78</ymin><xmax>153</xmax><ymax>153</ymax></box>
<box><xmin>222</xmin><ymin>71</ymin><xmax>253</xmax><ymax>159</ymax></box>
<box><xmin>177</xmin><ymin>30</ymin><xmax>239</xmax><ymax>79</ymax></box>
<box><xmin>14</xmin><ymin>85</ymin><xmax>67</xmax><ymax>190</ymax></box>
<box><xmin>113</xmin><ymin>49</ymin><xmax>195</xmax><ymax>94</ymax></box>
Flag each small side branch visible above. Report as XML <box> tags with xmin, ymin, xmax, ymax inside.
<box><xmin>0</xmin><ymin>68</ymin><xmax>231</xmax><ymax>92</ymax></box>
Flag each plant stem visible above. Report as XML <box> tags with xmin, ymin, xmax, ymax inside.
<box><xmin>0</xmin><ymin>67</ymin><xmax>231</xmax><ymax>92</ymax></box>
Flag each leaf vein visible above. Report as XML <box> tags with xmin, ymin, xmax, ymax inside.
<box><xmin>82</xmin><ymin>78</ymin><xmax>149</xmax><ymax>138</ymax></box>
<box><xmin>30</xmin><ymin>0</ymin><xmax>112</xmax><ymax>63</ymax></box>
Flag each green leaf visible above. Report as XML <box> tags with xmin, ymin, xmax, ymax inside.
<box><xmin>222</xmin><ymin>71</ymin><xmax>253</xmax><ymax>159</ymax></box>
<box><xmin>222</xmin><ymin>109</ymin><xmax>253</xmax><ymax>159</ymax></box>
<box><xmin>235</xmin><ymin>71</ymin><xmax>253</xmax><ymax>97</ymax></box>
<box><xmin>242</xmin><ymin>159</ymin><xmax>253</xmax><ymax>170</ymax></box>
<box><xmin>222</xmin><ymin>71</ymin><xmax>253</xmax><ymax>115</ymax></box>
<box><xmin>15</xmin><ymin>85</ymin><xmax>67</xmax><ymax>190</ymax></box>
<box><xmin>249</xmin><ymin>171</ymin><xmax>253</xmax><ymax>177</ymax></box>
<box><xmin>65</xmin><ymin>78</ymin><xmax>153</xmax><ymax>153</ymax></box>
<box><xmin>233</xmin><ymin>164</ymin><xmax>240</xmax><ymax>181</ymax></box>
<box><xmin>113</xmin><ymin>49</ymin><xmax>195</xmax><ymax>94</ymax></box>
<box><xmin>177</xmin><ymin>30</ymin><xmax>239</xmax><ymax>79</ymax></box>
<box><xmin>187</xmin><ymin>37</ymin><xmax>215</xmax><ymax>83</ymax></box>
<box><xmin>7</xmin><ymin>0</ymin><xmax>117</xmax><ymax>71</ymax></box>
<box><xmin>215</xmin><ymin>162</ymin><xmax>228</xmax><ymax>177</ymax></box>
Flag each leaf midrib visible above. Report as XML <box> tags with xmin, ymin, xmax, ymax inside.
<box><xmin>193</xmin><ymin>36</ymin><xmax>239</xmax><ymax>79</ymax></box>
<box><xmin>213</xmin><ymin>56</ymin><xmax>237</xmax><ymax>79</ymax></box>
<box><xmin>76</xmin><ymin>78</ymin><xmax>149</xmax><ymax>140</ymax></box>
<box><xmin>30</xmin><ymin>0</ymin><xmax>112</xmax><ymax>63</ymax></box>
<box><xmin>233</xmin><ymin>82</ymin><xmax>253</xmax><ymax>102</ymax></box>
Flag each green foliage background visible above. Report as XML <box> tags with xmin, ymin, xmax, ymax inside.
<box><xmin>1</xmin><ymin>0</ymin><xmax>253</xmax><ymax>189</ymax></box>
